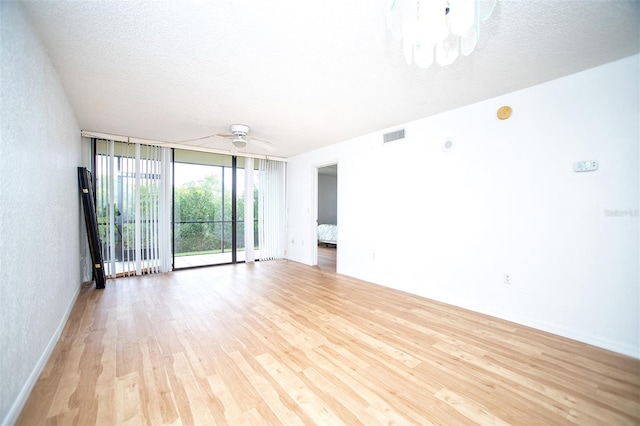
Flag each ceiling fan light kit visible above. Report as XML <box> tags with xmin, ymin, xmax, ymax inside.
<box><xmin>230</xmin><ymin>124</ymin><xmax>250</xmax><ymax>148</ymax></box>
<box><xmin>232</xmin><ymin>136</ymin><xmax>248</xmax><ymax>148</ymax></box>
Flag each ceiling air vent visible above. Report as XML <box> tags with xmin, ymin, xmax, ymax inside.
<box><xmin>383</xmin><ymin>129</ymin><xmax>405</xmax><ymax>143</ymax></box>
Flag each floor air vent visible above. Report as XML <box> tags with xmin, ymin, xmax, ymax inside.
<box><xmin>383</xmin><ymin>129</ymin><xmax>405</xmax><ymax>143</ymax></box>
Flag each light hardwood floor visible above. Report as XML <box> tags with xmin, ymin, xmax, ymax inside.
<box><xmin>17</xmin><ymin>260</ymin><xmax>639</xmax><ymax>425</ymax></box>
<box><xmin>317</xmin><ymin>245</ymin><xmax>336</xmax><ymax>272</ymax></box>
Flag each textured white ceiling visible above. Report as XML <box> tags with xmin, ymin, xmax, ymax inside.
<box><xmin>20</xmin><ymin>0</ymin><xmax>640</xmax><ymax>158</ymax></box>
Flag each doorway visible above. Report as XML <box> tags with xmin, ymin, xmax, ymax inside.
<box><xmin>316</xmin><ymin>164</ymin><xmax>337</xmax><ymax>272</ymax></box>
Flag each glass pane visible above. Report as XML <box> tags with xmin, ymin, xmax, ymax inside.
<box><xmin>172</xmin><ymin>149</ymin><xmax>258</xmax><ymax>268</ymax></box>
<box><xmin>223</xmin><ymin>167</ymin><xmax>232</xmax><ymax>222</ymax></box>
<box><xmin>174</xmin><ymin>162</ymin><xmax>230</xmax><ymax>267</ymax></box>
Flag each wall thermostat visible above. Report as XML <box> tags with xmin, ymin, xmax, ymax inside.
<box><xmin>573</xmin><ymin>160</ymin><xmax>598</xmax><ymax>172</ymax></box>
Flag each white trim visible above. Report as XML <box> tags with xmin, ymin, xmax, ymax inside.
<box><xmin>313</xmin><ymin>161</ymin><xmax>338</xmax><ymax>268</ymax></box>
<box><xmin>311</xmin><ymin>167</ymin><xmax>319</xmax><ymax>266</ymax></box>
<box><xmin>81</xmin><ymin>130</ymin><xmax>129</xmax><ymax>142</ymax></box>
<box><xmin>81</xmin><ymin>130</ymin><xmax>288</xmax><ymax>162</ymax></box>
<box><xmin>438</xmin><ymin>297</ymin><xmax>640</xmax><ymax>359</ymax></box>
<box><xmin>2</xmin><ymin>286</ymin><xmax>81</xmax><ymax>426</ymax></box>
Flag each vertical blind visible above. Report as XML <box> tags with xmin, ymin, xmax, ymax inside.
<box><xmin>95</xmin><ymin>140</ymin><xmax>172</xmax><ymax>277</ymax></box>
<box><xmin>258</xmin><ymin>159</ymin><xmax>286</xmax><ymax>261</ymax></box>
<box><xmin>96</xmin><ymin>139</ymin><xmax>286</xmax><ymax>273</ymax></box>
<box><xmin>244</xmin><ymin>157</ymin><xmax>256</xmax><ymax>262</ymax></box>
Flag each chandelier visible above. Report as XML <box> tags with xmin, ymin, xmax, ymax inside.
<box><xmin>386</xmin><ymin>0</ymin><xmax>498</xmax><ymax>68</ymax></box>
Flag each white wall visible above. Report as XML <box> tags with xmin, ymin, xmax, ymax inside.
<box><xmin>286</xmin><ymin>55</ymin><xmax>640</xmax><ymax>358</ymax></box>
<box><xmin>0</xmin><ymin>3</ymin><xmax>83</xmax><ymax>424</ymax></box>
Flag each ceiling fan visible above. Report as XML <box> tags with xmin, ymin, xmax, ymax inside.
<box><xmin>215</xmin><ymin>124</ymin><xmax>275</xmax><ymax>151</ymax></box>
<box><xmin>179</xmin><ymin>124</ymin><xmax>275</xmax><ymax>153</ymax></box>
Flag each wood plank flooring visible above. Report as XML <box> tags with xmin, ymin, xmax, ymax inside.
<box><xmin>317</xmin><ymin>245</ymin><xmax>336</xmax><ymax>272</ymax></box>
<box><xmin>17</xmin><ymin>260</ymin><xmax>640</xmax><ymax>425</ymax></box>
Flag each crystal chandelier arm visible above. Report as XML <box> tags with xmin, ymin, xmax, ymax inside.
<box><xmin>387</xmin><ymin>0</ymin><xmax>497</xmax><ymax>67</ymax></box>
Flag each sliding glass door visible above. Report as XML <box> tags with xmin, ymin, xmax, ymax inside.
<box><xmin>173</xmin><ymin>150</ymin><xmax>258</xmax><ymax>268</ymax></box>
<box><xmin>94</xmin><ymin>143</ymin><xmax>273</xmax><ymax>273</ymax></box>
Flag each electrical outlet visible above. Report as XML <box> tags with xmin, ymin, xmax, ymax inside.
<box><xmin>504</xmin><ymin>274</ymin><xmax>511</xmax><ymax>285</ymax></box>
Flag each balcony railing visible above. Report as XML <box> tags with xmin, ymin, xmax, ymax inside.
<box><xmin>98</xmin><ymin>219</ymin><xmax>259</xmax><ymax>266</ymax></box>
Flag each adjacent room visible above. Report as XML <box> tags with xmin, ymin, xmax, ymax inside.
<box><xmin>1</xmin><ymin>1</ymin><xmax>638</xmax><ymax>425</ymax></box>
<box><xmin>317</xmin><ymin>164</ymin><xmax>338</xmax><ymax>272</ymax></box>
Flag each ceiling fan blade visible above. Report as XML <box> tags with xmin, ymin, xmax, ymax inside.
<box><xmin>177</xmin><ymin>134</ymin><xmax>216</xmax><ymax>144</ymax></box>
<box><xmin>215</xmin><ymin>132</ymin><xmax>234</xmax><ymax>138</ymax></box>
<box><xmin>177</xmin><ymin>126</ymin><xmax>275</xmax><ymax>153</ymax></box>
<box><xmin>178</xmin><ymin>131</ymin><xmax>233</xmax><ymax>144</ymax></box>
<box><xmin>249</xmin><ymin>137</ymin><xmax>276</xmax><ymax>152</ymax></box>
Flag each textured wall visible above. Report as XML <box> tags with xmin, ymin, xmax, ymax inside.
<box><xmin>0</xmin><ymin>2</ymin><xmax>82</xmax><ymax>424</ymax></box>
<box><xmin>287</xmin><ymin>55</ymin><xmax>639</xmax><ymax>358</ymax></box>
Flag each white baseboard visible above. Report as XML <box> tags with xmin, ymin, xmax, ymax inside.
<box><xmin>283</xmin><ymin>254</ymin><xmax>312</xmax><ymax>266</ymax></box>
<box><xmin>452</xmin><ymin>300</ymin><xmax>640</xmax><ymax>360</ymax></box>
<box><xmin>2</xmin><ymin>285</ymin><xmax>82</xmax><ymax>426</ymax></box>
<box><xmin>497</xmin><ymin>311</ymin><xmax>640</xmax><ymax>359</ymax></box>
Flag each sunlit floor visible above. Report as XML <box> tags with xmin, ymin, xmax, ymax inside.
<box><xmin>103</xmin><ymin>247</ymin><xmax>335</xmax><ymax>275</ymax></box>
<box><xmin>174</xmin><ymin>250</ymin><xmax>261</xmax><ymax>269</ymax></box>
<box><xmin>174</xmin><ymin>252</ymin><xmax>235</xmax><ymax>268</ymax></box>
<box><xmin>103</xmin><ymin>251</ymin><xmax>258</xmax><ymax>275</ymax></box>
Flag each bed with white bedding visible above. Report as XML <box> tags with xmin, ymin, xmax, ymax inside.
<box><xmin>317</xmin><ymin>224</ymin><xmax>337</xmax><ymax>246</ymax></box>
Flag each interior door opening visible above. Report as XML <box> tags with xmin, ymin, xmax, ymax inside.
<box><xmin>316</xmin><ymin>164</ymin><xmax>337</xmax><ymax>272</ymax></box>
